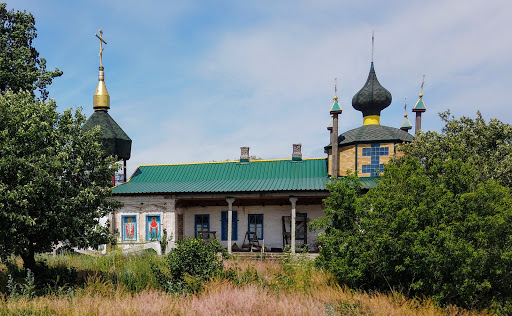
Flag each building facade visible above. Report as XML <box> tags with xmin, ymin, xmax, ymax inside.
<box><xmin>92</xmin><ymin>53</ymin><xmax>425</xmax><ymax>254</ymax></box>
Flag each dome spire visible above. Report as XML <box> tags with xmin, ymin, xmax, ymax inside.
<box><xmin>412</xmin><ymin>75</ymin><xmax>427</xmax><ymax>134</ymax></box>
<box><xmin>352</xmin><ymin>33</ymin><xmax>392</xmax><ymax>126</ymax></box>
<box><xmin>330</xmin><ymin>77</ymin><xmax>342</xmax><ymax>114</ymax></box>
<box><xmin>93</xmin><ymin>29</ymin><xmax>110</xmax><ymax>111</ymax></box>
<box><xmin>400</xmin><ymin>97</ymin><xmax>412</xmax><ymax>132</ymax></box>
<box><xmin>329</xmin><ymin>78</ymin><xmax>342</xmax><ymax>178</ymax></box>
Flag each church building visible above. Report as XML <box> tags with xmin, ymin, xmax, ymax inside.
<box><xmin>86</xmin><ymin>33</ymin><xmax>426</xmax><ymax>254</ymax></box>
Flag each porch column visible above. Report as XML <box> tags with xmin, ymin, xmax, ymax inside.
<box><xmin>226</xmin><ymin>197</ymin><xmax>235</xmax><ymax>254</ymax></box>
<box><xmin>289</xmin><ymin>196</ymin><xmax>298</xmax><ymax>254</ymax></box>
<box><xmin>166</xmin><ymin>198</ymin><xmax>177</xmax><ymax>253</ymax></box>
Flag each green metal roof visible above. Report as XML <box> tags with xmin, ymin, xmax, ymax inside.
<box><xmin>413</xmin><ymin>97</ymin><xmax>426</xmax><ymax>112</ymax></box>
<box><xmin>112</xmin><ymin>158</ymin><xmax>331</xmax><ymax>195</ymax></box>
<box><xmin>359</xmin><ymin>177</ymin><xmax>378</xmax><ymax>189</ymax></box>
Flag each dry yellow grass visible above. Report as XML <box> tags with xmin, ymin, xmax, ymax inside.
<box><xmin>0</xmin><ymin>280</ymin><xmax>488</xmax><ymax>315</ymax></box>
<box><xmin>0</xmin><ymin>257</ymin><xmax>489</xmax><ymax>315</ymax></box>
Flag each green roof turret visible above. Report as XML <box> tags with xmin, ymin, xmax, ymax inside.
<box><xmin>330</xmin><ymin>96</ymin><xmax>342</xmax><ymax>114</ymax></box>
<box><xmin>412</xmin><ymin>76</ymin><xmax>427</xmax><ymax>112</ymax></box>
<box><xmin>400</xmin><ymin>98</ymin><xmax>412</xmax><ymax>132</ymax></box>
<box><xmin>327</xmin><ymin>115</ymin><xmax>333</xmax><ymax>131</ymax></box>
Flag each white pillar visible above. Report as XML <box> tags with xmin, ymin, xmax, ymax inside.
<box><xmin>166</xmin><ymin>199</ymin><xmax>177</xmax><ymax>253</ymax></box>
<box><xmin>289</xmin><ymin>196</ymin><xmax>298</xmax><ymax>254</ymax></box>
<box><xmin>226</xmin><ymin>197</ymin><xmax>235</xmax><ymax>254</ymax></box>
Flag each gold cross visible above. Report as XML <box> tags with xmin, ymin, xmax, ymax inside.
<box><xmin>95</xmin><ymin>29</ymin><xmax>107</xmax><ymax>68</ymax></box>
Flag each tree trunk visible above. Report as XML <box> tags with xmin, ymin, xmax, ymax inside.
<box><xmin>21</xmin><ymin>246</ymin><xmax>36</xmax><ymax>271</ymax></box>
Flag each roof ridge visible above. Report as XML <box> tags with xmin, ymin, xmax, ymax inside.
<box><xmin>137</xmin><ymin>157</ymin><xmax>326</xmax><ymax>168</ymax></box>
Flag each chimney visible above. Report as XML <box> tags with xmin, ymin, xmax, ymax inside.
<box><xmin>240</xmin><ymin>146</ymin><xmax>250</xmax><ymax>163</ymax></box>
<box><xmin>292</xmin><ymin>144</ymin><xmax>302</xmax><ymax>161</ymax></box>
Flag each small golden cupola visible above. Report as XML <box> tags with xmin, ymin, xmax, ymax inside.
<box><xmin>93</xmin><ymin>29</ymin><xmax>110</xmax><ymax>111</ymax></box>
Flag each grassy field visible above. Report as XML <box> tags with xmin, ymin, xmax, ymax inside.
<box><xmin>0</xmin><ymin>252</ymin><xmax>488</xmax><ymax>315</ymax></box>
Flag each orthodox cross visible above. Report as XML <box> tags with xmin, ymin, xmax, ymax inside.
<box><xmin>95</xmin><ymin>29</ymin><xmax>107</xmax><ymax>68</ymax></box>
<box><xmin>420</xmin><ymin>74</ymin><xmax>425</xmax><ymax>95</ymax></box>
<box><xmin>404</xmin><ymin>97</ymin><xmax>407</xmax><ymax>113</ymax></box>
<box><xmin>334</xmin><ymin>77</ymin><xmax>338</xmax><ymax>97</ymax></box>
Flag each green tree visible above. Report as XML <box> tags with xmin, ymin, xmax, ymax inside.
<box><xmin>403</xmin><ymin>111</ymin><xmax>512</xmax><ymax>187</ymax></box>
<box><xmin>0</xmin><ymin>3</ymin><xmax>62</xmax><ymax>100</ymax></box>
<box><xmin>314</xmin><ymin>113</ymin><xmax>512</xmax><ymax>311</ymax></box>
<box><xmin>0</xmin><ymin>91</ymin><xmax>119</xmax><ymax>271</ymax></box>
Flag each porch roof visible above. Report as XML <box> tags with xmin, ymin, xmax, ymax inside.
<box><xmin>112</xmin><ymin>158</ymin><xmax>332</xmax><ymax>195</ymax></box>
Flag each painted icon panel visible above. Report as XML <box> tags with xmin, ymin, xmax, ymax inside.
<box><xmin>146</xmin><ymin>215</ymin><xmax>161</xmax><ymax>241</ymax></box>
<box><xmin>122</xmin><ymin>216</ymin><xmax>137</xmax><ymax>241</ymax></box>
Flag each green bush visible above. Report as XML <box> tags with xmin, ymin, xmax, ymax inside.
<box><xmin>314</xmin><ymin>113</ymin><xmax>512</xmax><ymax>312</ymax></box>
<box><xmin>151</xmin><ymin>237</ymin><xmax>222</xmax><ymax>293</ymax></box>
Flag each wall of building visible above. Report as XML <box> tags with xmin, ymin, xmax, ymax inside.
<box><xmin>183</xmin><ymin>204</ymin><xmax>325</xmax><ymax>251</ymax></box>
<box><xmin>356</xmin><ymin>142</ymin><xmax>396</xmax><ymax>177</ymax></box>
<box><xmin>328</xmin><ymin>142</ymin><xmax>404</xmax><ymax>177</ymax></box>
<box><xmin>113</xmin><ymin>195</ymin><xmax>325</xmax><ymax>252</ymax></box>
<box><xmin>113</xmin><ymin>195</ymin><xmax>177</xmax><ymax>250</ymax></box>
<box><xmin>338</xmin><ymin>145</ymin><xmax>356</xmax><ymax>176</ymax></box>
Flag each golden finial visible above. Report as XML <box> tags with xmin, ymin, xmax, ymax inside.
<box><xmin>95</xmin><ymin>29</ymin><xmax>107</xmax><ymax>68</ymax></box>
<box><xmin>419</xmin><ymin>74</ymin><xmax>425</xmax><ymax>97</ymax></box>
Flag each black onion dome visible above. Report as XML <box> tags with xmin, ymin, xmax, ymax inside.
<box><xmin>352</xmin><ymin>62</ymin><xmax>392</xmax><ymax>117</ymax></box>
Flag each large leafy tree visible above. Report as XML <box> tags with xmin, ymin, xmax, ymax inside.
<box><xmin>0</xmin><ymin>3</ymin><xmax>62</xmax><ymax>100</ymax></box>
<box><xmin>314</xmin><ymin>113</ymin><xmax>512</xmax><ymax>311</ymax></box>
<box><xmin>0</xmin><ymin>92</ymin><xmax>119</xmax><ymax>270</ymax></box>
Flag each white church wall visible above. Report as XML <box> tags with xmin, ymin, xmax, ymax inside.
<box><xmin>113</xmin><ymin>195</ymin><xmax>176</xmax><ymax>249</ymax></box>
<box><xmin>183</xmin><ymin>203</ymin><xmax>325</xmax><ymax>251</ymax></box>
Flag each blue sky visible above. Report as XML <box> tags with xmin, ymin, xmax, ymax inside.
<box><xmin>9</xmin><ymin>0</ymin><xmax>512</xmax><ymax>176</ymax></box>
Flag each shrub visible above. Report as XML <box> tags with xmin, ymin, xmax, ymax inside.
<box><xmin>151</xmin><ymin>237</ymin><xmax>222</xmax><ymax>293</ymax></box>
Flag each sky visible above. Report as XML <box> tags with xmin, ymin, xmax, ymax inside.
<box><xmin>9</xmin><ymin>0</ymin><xmax>512</xmax><ymax>177</ymax></box>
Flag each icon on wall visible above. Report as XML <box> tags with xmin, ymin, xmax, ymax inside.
<box><xmin>147</xmin><ymin>215</ymin><xmax>161</xmax><ymax>241</ymax></box>
<box><xmin>123</xmin><ymin>216</ymin><xmax>137</xmax><ymax>240</ymax></box>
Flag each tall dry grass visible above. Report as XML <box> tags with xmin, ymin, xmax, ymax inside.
<box><xmin>0</xmin><ymin>254</ymin><xmax>490</xmax><ymax>315</ymax></box>
<box><xmin>0</xmin><ymin>280</ymin><xmax>488</xmax><ymax>316</ymax></box>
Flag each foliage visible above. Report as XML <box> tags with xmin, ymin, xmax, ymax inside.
<box><xmin>0</xmin><ymin>3</ymin><xmax>62</xmax><ymax>100</ymax></box>
<box><xmin>151</xmin><ymin>237</ymin><xmax>222</xmax><ymax>293</ymax></box>
<box><xmin>0</xmin><ymin>91</ymin><xmax>120</xmax><ymax>270</ymax></box>
<box><xmin>315</xmin><ymin>113</ymin><xmax>512</xmax><ymax>312</ymax></box>
<box><xmin>160</xmin><ymin>229</ymin><xmax>167</xmax><ymax>254</ymax></box>
<box><xmin>403</xmin><ymin>111</ymin><xmax>512</xmax><ymax>187</ymax></box>
<box><xmin>309</xmin><ymin>174</ymin><xmax>364</xmax><ymax>282</ymax></box>
<box><xmin>6</xmin><ymin>268</ymin><xmax>34</xmax><ymax>299</ymax></box>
